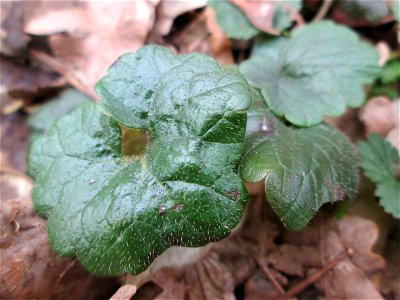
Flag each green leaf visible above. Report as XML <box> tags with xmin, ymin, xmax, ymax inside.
<box><xmin>369</xmin><ymin>57</ymin><xmax>400</xmax><ymax>98</ymax></box>
<box><xmin>251</xmin><ymin>36</ymin><xmax>288</xmax><ymax>60</ymax></box>
<box><xmin>30</xmin><ymin>45</ymin><xmax>252</xmax><ymax>276</ymax></box>
<box><xmin>208</xmin><ymin>0</ymin><xmax>260</xmax><ymax>40</ymax></box>
<box><xmin>208</xmin><ymin>0</ymin><xmax>301</xmax><ymax>39</ymax></box>
<box><xmin>240</xmin><ymin>21</ymin><xmax>380</xmax><ymax>127</ymax></box>
<box><xmin>272</xmin><ymin>0</ymin><xmax>302</xmax><ymax>31</ymax></box>
<box><xmin>27</xmin><ymin>89</ymin><xmax>90</xmax><ymax>145</ymax></box>
<box><xmin>378</xmin><ymin>58</ymin><xmax>400</xmax><ymax>84</ymax></box>
<box><xmin>359</xmin><ymin>133</ymin><xmax>400</xmax><ymax>217</ymax></box>
<box><xmin>240</xmin><ymin>93</ymin><xmax>359</xmax><ymax>230</ymax></box>
<box><xmin>376</xmin><ymin>180</ymin><xmax>400</xmax><ymax>217</ymax></box>
<box><xmin>359</xmin><ymin>133</ymin><xmax>400</xmax><ymax>182</ymax></box>
<box><xmin>391</xmin><ymin>0</ymin><xmax>399</xmax><ymax>22</ymax></box>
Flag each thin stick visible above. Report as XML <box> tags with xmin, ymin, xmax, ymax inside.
<box><xmin>312</xmin><ymin>0</ymin><xmax>334</xmax><ymax>22</ymax></box>
<box><xmin>285</xmin><ymin>248</ymin><xmax>349</xmax><ymax>298</ymax></box>
<box><xmin>257</xmin><ymin>257</ymin><xmax>286</xmax><ymax>295</ymax></box>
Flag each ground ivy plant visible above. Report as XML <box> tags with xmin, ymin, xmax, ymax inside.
<box><xmin>30</xmin><ymin>45</ymin><xmax>251</xmax><ymax>276</ymax></box>
<box><xmin>30</xmin><ymin>19</ymin><xmax>379</xmax><ymax>276</ymax></box>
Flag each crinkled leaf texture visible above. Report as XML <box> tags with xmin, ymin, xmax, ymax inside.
<box><xmin>359</xmin><ymin>134</ymin><xmax>400</xmax><ymax>217</ymax></box>
<box><xmin>240</xmin><ymin>21</ymin><xmax>380</xmax><ymax>127</ymax></box>
<box><xmin>240</xmin><ymin>92</ymin><xmax>359</xmax><ymax>230</ymax></box>
<box><xmin>29</xmin><ymin>45</ymin><xmax>252</xmax><ymax>276</ymax></box>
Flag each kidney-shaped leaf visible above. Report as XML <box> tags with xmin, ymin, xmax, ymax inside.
<box><xmin>240</xmin><ymin>21</ymin><xmax>380</xmax><ymax>127</ymax></box>
<box><xmin>29</xmin><ymin>45</ymin><xmax>252</xmax><ymax>276</ymax></box>
<box><xmin>240</xmin><ymin>93</ymin><xmax>359</xmax><ymax>230</ymax></box>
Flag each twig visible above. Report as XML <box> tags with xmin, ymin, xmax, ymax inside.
<box><xmin>312</xmin><ymin>0</ymin><xmax>334</xmax><ymax>22</ymax></box>
<box><xmin>29</xmin><ymin>49</ymin><xmax>97</xmax><ymax>99</ymax></box>
<box><xmin>285</xmin><ymin>248</ymin><xmax>350</xmax><ymax>298</ymax></box>
<box><xmin>257</xmin><ymin>257</ymin><xmax>286</xmax><ymax>295</ymax></box>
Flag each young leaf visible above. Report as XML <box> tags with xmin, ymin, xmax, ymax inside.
<box><xmin>208</xmin><ymin>0</ymin><xmax>260</xmax><ymax>40</ymax></box>
<box><xmin>359</xmin><ymin>133</ymin><xmax>400</xmax><ymax>217</ymax></box>
<box><xmin>376</xmin><ymin>180</ymin><xmax>400</xmax><ymax>217</ymax></box>
<box><xmin>29</xmin><ymin>45</ymin><xmax>252</xmax><ymax>276</ymax></box>
<box><xmin>240</xmin><ymin>21</ymin><xmax>380</xmax><ymax>127</ymax></box>
<box><xmin>240</xmin><ymin>92</ymin><xmax>359</xmax><ymax>230</ymax></box>
<box><xmin>369</xmin><ymin>58</ymin><xmax>400</xmax><ymax>99</ymax></box>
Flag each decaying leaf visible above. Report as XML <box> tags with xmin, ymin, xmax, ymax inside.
<box><xmin>153</xmin><ymin>0</ymin><xmax>207</xmax><ymax>36</ymax></box>
<box><xmin>0</xmin><ymin>1</ymin><xmax>32</xmax><ymax>57</ymax></box>
<box><xmin>165</xmin><ymin>8</ymin><xmax>234</xmax><ymax>64</ymax></box>
<box><xmin>208</xmin><ymin>0</ymin><xmax>260</xmax><ymax>40</ymax></box>
<box><xmin>230</xmin><ymin>0</ymin><xmax>302</xmax><ymax>35</ymax></box>
<box><xmin>110</xmin><ymin>284</ymin><xmax>137</xmax><ymax>300</ymax></box>
<box><xmin>381</xmin><ymin>225</ymin><xmax>400</xmax><ymax>299</ymax></box>
<box><xmin>279</xmin><ymin>215</ymin><xmax>386</xmax><ymax>299</ymax></box>
<box><xmin>24</xmin><ymin>1</ymin><xmax>158</xmax><ymax>97</ymax></box>
<box><xmin>204</xmin><ymin>7</ymin><xmax>234</xmax><ymax>64</ymax></box>
<box><xmin>359</xmin><ymin>97</ymin><xmax>397</xmax><ymax>136</ymax></box>
<box><xmin>0</xmin><ymin>58</ymin><xmax>66</xmax><ymax>113</ymax></box>
<box><xmin>0</xmin><ymin>113</ymin><xmax>30</xmax><ymax>173</ymax></box>
<box><xmin>0</xmin><ymin>169</ymin><xmax>119</xmax><ymax>300</ymax></box>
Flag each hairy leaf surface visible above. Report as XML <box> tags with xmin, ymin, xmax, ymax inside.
<box><xmin>240</xmin><ymin>93</ymin><xmax>359</xmax><ymax>230</ymax></box>
<box><xmin>30</xmin><ymin>45</ymin><xmax>251</xmax><ymax>276</ymax></box>
<box><xmin>240</xmin><ymin>21</ymin><xmax>380</xmax><ymax>127</ymax></box>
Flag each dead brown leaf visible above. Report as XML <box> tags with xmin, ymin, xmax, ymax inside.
<box><xmin>324</xmin><ymin>108</ymin><xmax>365</xmax><ymax>142</ymax></box>
<box><xmin>153</xmin><ymin>0</ymin><xmax>207</xmax><ymax>36</ymax></box>
<box><xmin>0</xmin><ymin>168</ymin><xmax>119</xmax><ymax>299</ymax></box>
<box><xmin>0</xmin><ymin>2</ymin><xmax>32</xmax><ymax>57</ymax></box>
<box><xmin>0</xmin><ymin>58</ymin><xmax>66</xmax><ymax>111</ymax></box>
<box><xmin>110</xmin><ymin>284</ymin><xmax>137</xmax><ymax>300</ymax></box>
<box><xmin>359</xmin><ymin>97</ymin><xmax>397</xmax><ymax>137</ymax></box>
<box><xmin>381</xmin><ymin>225</ymin><xmax>400</xmax><ymax>299</ymax></box>
<box><xmin>23</xmin><ymin>1</ymin><xmax>158</xmax><ymax>98</ymax></box>
<box><xmin>0</xmin><ymin>113</ymin><xmax>30</xmax><ymax>173</ymax></box>
<box><xmin>314</xmin><ymin>230</ymin><xmax>384</xmax><ymax>299</ymax></box>
<box><xmin>204</xmin><ymin>7</ymin><xmax>234</xmax><ymax>65</ymax></box>
<box><xmin>280</xmin><ymin>215</ymin><xmax>386</xmax><ymax>299</ymax></box>
<box><xmin>244</xmin><ymin>268</ymin><xmax>288</xmax><ymax>300</ymax></box>
<box><xmin>164</xmin><ymin>8</ymin><xmax>234</xmax><ymax>65</ymax></box>
<box><xmin>229</xmin><ymin>0</ymin><xmax>300</xmax><ymax>35</ymax></box>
